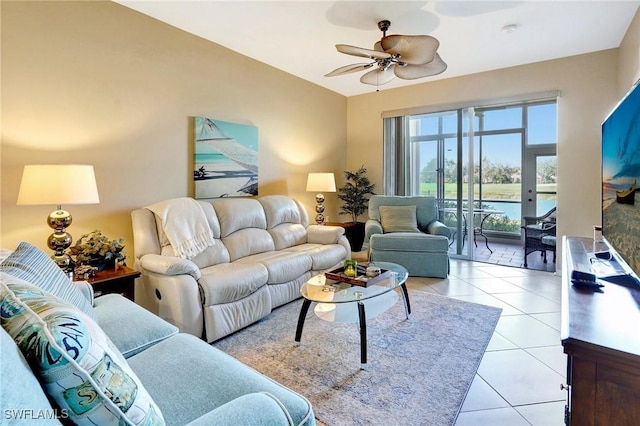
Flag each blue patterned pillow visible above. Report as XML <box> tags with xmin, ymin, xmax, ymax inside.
<box><xmin>0</xmin><ymin>241</ymin><xmax>96</xmax><ymax>320</ymax></box>
<box><xmin>0</xmin><ymin>276</ymin><xmax>165</xmax><ymax>425</ymax></box>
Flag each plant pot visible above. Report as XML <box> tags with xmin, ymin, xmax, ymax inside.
<box><xmin>343</xmin><ymin>222</ymin><xmax>366</xmax><ymax>252</ymax></box>
<box><xmin>87</xmin><ymin>257</ymin><xmax>116</xmax><ymax>271</ymax></box>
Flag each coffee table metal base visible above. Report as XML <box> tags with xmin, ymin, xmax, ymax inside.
<box><xmin>294</xmin><ymin>283</ymin><xmax>411</xmax><ymax>366</ymax></box>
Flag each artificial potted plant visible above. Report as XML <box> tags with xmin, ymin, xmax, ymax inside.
<box><xmin>68</xmin><ymin>230</ymin><xmax>126</xmax><ymax>272</ymax></box>
<box><xmin>337</xmin><ymin>166</ymin><xmax>375</xmax><ymax>251</ymax></box>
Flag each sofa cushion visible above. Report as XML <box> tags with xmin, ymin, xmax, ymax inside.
<box><xmin>94</xmin><ymin>294</ymin><xmax>178</xmax><ymax>358</ymax></box>
<box><xmin>127</xmin><ymin>333</ymin><xmax>314</xmax><ymax>426</ymax></box>
<box><xmin>199</xmin><ymin>263</ymin><xmax>269</xmax><ymax>306</ymax></box>
<box><xmin>212</xmin><ymin>198</ymin><xmax>267</xmax><ymax>237</ymax></box>
<box><xmin>0</xmin><ymin>241</ymin><xmax>97</xmax><ymax>321</ymax></box>
<box><xmin>379</xmin><ymin>205</ymin><xmax>421</xmax><ymax>233</ymax></box>
<box><xmin>0</xmin><ymin>325</ymin><xmax>60</xmax><ymax>424</ymax></box>
<box><xmin>222</xmin><ymin>228</ymin><xmax>276</xmax><ymax>262</ymax></box>
<box><xmin>259</xmin><ymin>195</ymin><xmax>302</xmax><ymax>229</ymax></box>
<box><xmin>187</xmin><ymin>393</ymin><xmax>295</xmax><ymax>426</ymax></box>
<box><xmin>238</xmin><ymin>252</ymin><xmax>313</xmax><ymax>284</ymax></box>
<box><xmin>286</xmin><ymin>243</ymin><xmax>347</xmax><ymax>271</ymax></box>
<box><xmin>0</xmin><ymin>277</ymin><xmax>165</xmax><ymax>426</ymax></box>
<box><xmin>269</xmin><ymin>223</ymin><xmax>308</xmax><ymax>251</ymax></box>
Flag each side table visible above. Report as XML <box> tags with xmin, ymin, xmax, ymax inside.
<box><xmin>74</xmin><ymin>265</ymin><xmax>140</xmax><ymax>301</ymax></box>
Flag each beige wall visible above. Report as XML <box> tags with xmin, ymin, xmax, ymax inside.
<box><xmin>619</xmin><ymin>7</ymin><xmax>640</xmax><ymax>95</ymax></box>
<box><xmin>0</xmin><ymin>1</ymin><xmax>347</xmax><ymax>256</ymax></box>
<box><xmin>347</xmin><ymin>50</ymin><xmax>619</xmax><ymax>260</ymax></box>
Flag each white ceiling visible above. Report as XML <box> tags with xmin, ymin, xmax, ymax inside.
<box><xmin>116</xmin><ymin>1</ymin><xmax>640</xmax><ymax>97</ymax></box>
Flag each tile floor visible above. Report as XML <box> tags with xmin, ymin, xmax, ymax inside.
<box><xmin>451</xmin><ymin>240</ymin><xmax>557</xmax><ymax>273</ymax></box>
<box><xmin>406</xmin><ymin>259</ymin><xmax>566</xmax><ymax>426</ymax></box>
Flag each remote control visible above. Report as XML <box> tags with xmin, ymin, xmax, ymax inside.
<box><xmin>571</xmin><ymin>279</ymin><xmax>604</xmax><ymax>290</ymax></box>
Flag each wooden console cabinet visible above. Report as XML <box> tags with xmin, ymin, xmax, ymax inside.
<box><xmin>562</xmin><ymin>237</ymin><xmax>640</xmax><ymax>425</ymax></box>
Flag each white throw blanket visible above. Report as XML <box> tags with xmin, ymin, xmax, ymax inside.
<box><xmin>147</xmin><ymin>198</ymin><xmax>215</xmax><ymax>259</ymax></box>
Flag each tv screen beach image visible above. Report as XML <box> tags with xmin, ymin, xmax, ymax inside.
<box><xmin>194</xmin><ymin>117</ymin><xmax>259</xmax><ymax>198</ymax></box>
<box><xmin>602</xmin><ymin>82</ymin><xmax>640</xmax><ymax>274</ymax></box>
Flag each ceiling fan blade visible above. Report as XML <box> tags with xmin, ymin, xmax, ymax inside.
<box><xmin>393</xmin><ymin>54</ymin><xmax>447</xmax><ymax>80</ymax></box>
<box><xmin>360</xmin><ymin>66</ymin><xmax>396</xmax><ymax>86</ymax></box>
<box><xmin>325</xmin><ymin>63</ymin><xmax>374</xmax><ymax>77</ymax></box>
<box><xmin>381</xmin><ymin>35</ymin><xmax>440</xmax><ymax>65</ymax></box>
<box><xmin>336</xmin><ymin>44</ymin><xmax>391</xmax><ymax>60</ymax></box>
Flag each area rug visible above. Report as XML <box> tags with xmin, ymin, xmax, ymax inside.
<box><xmin>213</xmin><ymin>290</ymin><xmax>502</xmax><ymax>426</ymax></box>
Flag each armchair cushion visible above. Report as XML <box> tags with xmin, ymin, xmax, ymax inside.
<box><xmin>370</xmin><ymin>233</ymin><xmax>449</xmax><ymax>252</ymax></box>
<box><xmin>379</xmin><ymin>205</ymin><xmax>420</xmax><ymax>233</ymax></box>
<box><xmin>0</xmin><ymin>277</ymin><xmax>165</xmax><ymax>425</ymax></box>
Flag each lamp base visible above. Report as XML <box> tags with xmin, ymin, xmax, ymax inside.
<box><xmin>46</xmin><ymin>208</ymin><xmax>73</xmax><ymax>271</ymax></box>
<box><xmin>315</xmin><ymin>193</ymin><xmax>326</xmax><ymax>225</ymax></box>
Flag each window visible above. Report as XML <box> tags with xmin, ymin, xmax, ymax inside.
<box><xmin>383</xmin><ymin>96</ymin><xmax>557</xmax><ymax>247</ymax></box>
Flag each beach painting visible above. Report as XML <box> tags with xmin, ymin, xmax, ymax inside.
<box><xmin>194</xmin><ymin>117</ymin><xmax>258</xmax><ymax>198</ymax></box>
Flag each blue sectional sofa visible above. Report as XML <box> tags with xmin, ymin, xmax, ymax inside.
<box><xmin>0</xmin><ymin>242</ymin><xmax>314</xmax><ymax>425</ymax></box>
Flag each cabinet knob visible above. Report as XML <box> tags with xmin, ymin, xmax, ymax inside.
<box><xmin>560</xmin><ymin>383</ymin><xmax>570</xmax><ymax>391</ymax></box>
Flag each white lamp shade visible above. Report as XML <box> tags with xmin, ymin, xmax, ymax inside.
<box><xmin>17</xmin><ymin>164</ymin><xmax>100</xmax><ymax>206</ymax></box>
<box><xmin>306</xmin><ymin>173</ymin><xmax>336</xmax><ymax>193</ymax></box>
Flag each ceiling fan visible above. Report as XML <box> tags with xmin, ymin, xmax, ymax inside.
<box><xmin>325</xmin><ymin>20</ymin><xmax>447</xmax><ymax>87</ymax></box>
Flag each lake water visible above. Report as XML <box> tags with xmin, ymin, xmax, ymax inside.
<box><xmin>473</xmin><ymin>199</ymin><xmax>556</xmax><ymax>221</ymax></box>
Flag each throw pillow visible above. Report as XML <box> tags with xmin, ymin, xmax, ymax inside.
<box><xmin>379</xmin><ymin>205</ymin><xmax>421</xmax><ymax>233</ymax></box>
<box><xmin>0</xmin><ymin>277</ymin><xmax>165</xmax><ymax>426</ymax></box>
<box><xmin>0</xmin><ymin>241</ymin><xmax>96</xmax><ymax>320</ymax></box>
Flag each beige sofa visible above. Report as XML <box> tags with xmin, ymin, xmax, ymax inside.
<box><xmin>131</xmin><ymin>195</ymin><xmax>350</xmax><ymax>343</ymax></box>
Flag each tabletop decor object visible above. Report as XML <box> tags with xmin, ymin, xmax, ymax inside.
<box><xmin>68</xmin><ymin>230</ymin><xmax>126</xmax><ymax>271</ymax></box>
<box><xmin>324</xmin><ymin>262</ymin><xmax>392</xmax><ymax>288</ymax></box>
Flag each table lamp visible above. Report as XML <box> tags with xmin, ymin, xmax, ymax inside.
<box><xmin>17</xmin><ymin>164</ymin><xmax>100</xmax><ymax>270</ymax></box>
<box><xmin>306</xmin><ymin>172</ymin><xmax>336</xmax><ymax>225</ymax></box>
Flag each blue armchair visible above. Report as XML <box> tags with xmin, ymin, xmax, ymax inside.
<box><xmin>365</xmin><ymin>195</ymin><xmax>451</xmax><ymax>278</ymax></box>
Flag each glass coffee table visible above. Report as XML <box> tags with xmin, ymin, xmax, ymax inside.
<box><xmin>294</xmin><ymin>261</ymin><xmax>410</xmax><ymax>367</ymax></box>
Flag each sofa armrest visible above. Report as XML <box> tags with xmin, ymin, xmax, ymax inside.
<box><xmin>427</xmin><ymin>220</ymin><xmax>452</xmax><ymax>239</ymax></box>
<box><xmin>140</xmin><ymin>253</ymin><xmax>201</xmax><ymax>280</ymax></box>
<box><xmin>186</xmin><ymin>393</ymin><xmax>294</xmax><ymax>426</ymax></box>
<box><xmin>306</xmin><ymin>224</ymin><xmax>344</xmax><ymax>244</ymax></box>
<box><xmin>94</xmin><ymin>293</ymin><xmax>178</xmax><ymax>358</ymax></box>
<box><xmin>364</xmin><ymin>219</ymin><xmax>383</xmax><ymax>243</ymax></box>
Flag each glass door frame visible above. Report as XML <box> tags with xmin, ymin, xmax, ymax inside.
<box><xmin>522</xmin><ymin>146</ymin><xmax>557</xmax><ymax>219</ymax></box>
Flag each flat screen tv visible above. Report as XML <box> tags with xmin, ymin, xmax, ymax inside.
<box><xmin>601</xmin><ymin>79</ymin><xmax>640</xmax><ymax>284</ymax></box>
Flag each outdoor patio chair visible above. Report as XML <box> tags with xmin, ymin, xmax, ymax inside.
<box><xmin>522</xmin><ymin>207</ymin><xmax>557</xmax><ymax>268</ymax></box>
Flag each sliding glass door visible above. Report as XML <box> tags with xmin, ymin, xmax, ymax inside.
<box><xmin>383</xmin><ymin>96</ymin><xmax>557</xmax><ymax>261</ymax></box>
